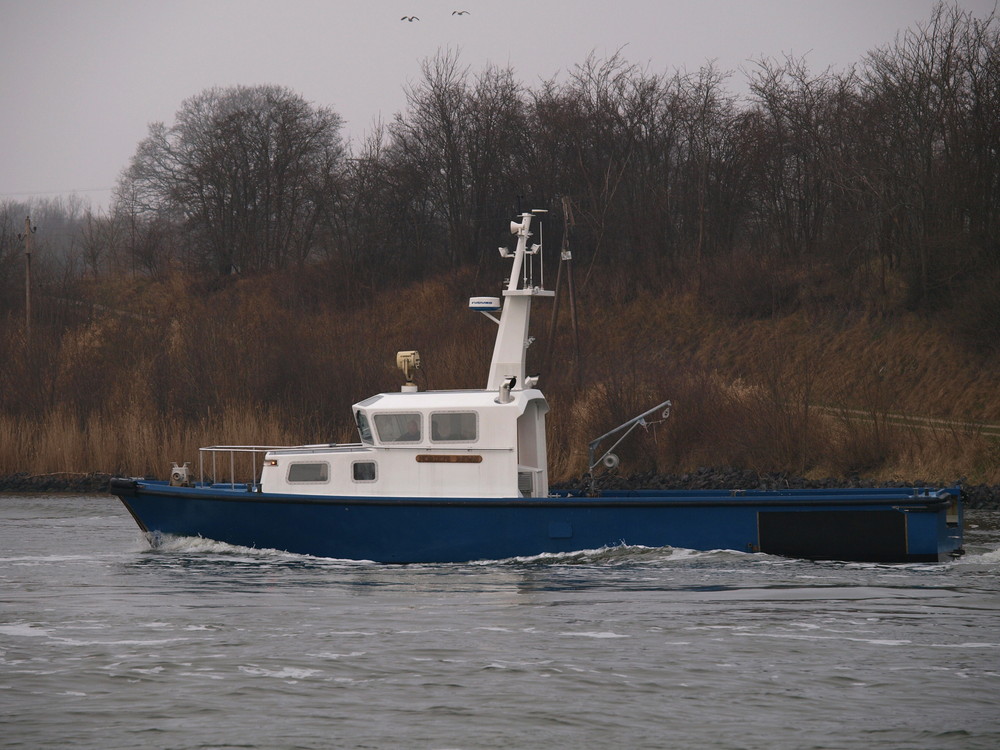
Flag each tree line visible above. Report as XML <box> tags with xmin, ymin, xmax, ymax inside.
<box><xmin>4</xmin><ymin>3</ymin><xmax>996</xmax><ymax>317</ymax></box>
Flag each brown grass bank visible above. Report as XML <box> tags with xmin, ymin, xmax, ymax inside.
<box><xmin>1</xmin><ymin>265</ymin><xmax>998</xmax><ymax>484</ymax></box>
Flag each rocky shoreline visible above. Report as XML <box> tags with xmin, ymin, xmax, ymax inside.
<box><xmin>558</xmin><ymin>466</ymin><xmax>1000</xmax><ymax>510</ymax></box>
<box><xmin>0</xmin><ymin>472</ymin><xmax>115</xmax><ymax>494</ymax></box>
<box><xmin>1</xmin><ymin>467</ymin><xmax>998</xmax><ymax>509</ymax></box>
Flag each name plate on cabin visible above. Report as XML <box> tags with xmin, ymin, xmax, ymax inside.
<box><xmin>415</xmin><ymin>455</ymin><xmax>484</xmax><ymax>464</ymax></box>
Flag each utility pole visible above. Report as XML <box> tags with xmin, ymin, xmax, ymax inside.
<box><xmin>545</xmin><ymin>197</ymin><xmax>580</xmax><ymax>377</ymax></box>
<box><xmin>18</xmin><ymin>216</ymin><xmax>37</xmax><ymax>347</ymax></box>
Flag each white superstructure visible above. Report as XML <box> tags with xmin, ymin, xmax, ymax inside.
<box><xmin>256</xmin><ymin>212</ymin><xmax>554</xmax><ymax>498</ymax></box>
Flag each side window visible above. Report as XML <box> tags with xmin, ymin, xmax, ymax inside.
<box><xmin>352</xmin><ymin>462</ymin><xmax>377</xmax><ymax>482</ymax></box>
<box><xmin>287</xmin><ymin>462</ymin><xmax>329</xmax><ymax>483</ymax></box>
<box><xmin>355</xmin><ymin>411</ymin><xmax>373</xmax><ymax>445</ymax></box>
<box><xmin>373</xmin><ymin>413</ymin><xmax>421</xmax><ymax>443</ymax></box>
<box><xmin>431</xmin><ymin>412</ymin><xmax>478</xmax><ymax>442</ymax></box>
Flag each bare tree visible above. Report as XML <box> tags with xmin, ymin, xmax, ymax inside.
<box><xmin>861</xmin><ymin>1</ymin><xmax>999</xmax><ymax>306</ymax></box>
<box><xmin>745</xmin><ymin>56</ymin><xmax>869</xmax><ymax>272</ymax></box>
<box><xmin>118</xmin><ymin>85</ymin><xmax>345</xmax><ymax>273</ymax></box>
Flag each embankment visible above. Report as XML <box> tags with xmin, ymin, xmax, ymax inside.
<box><xmin>556</xmin><ymin>466</ymin><xmax>1000</xmax><ymax>509</ymax></box>
<box><xmin>2</xmin><ymin>468</ymin><xmax>997</xmax><ymax>509</ymax></box>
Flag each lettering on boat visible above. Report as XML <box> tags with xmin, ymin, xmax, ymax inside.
<box><xmin>415</xmin><ymin>454</ymin><xmax>484</xmax><ymax>463</ymax></box>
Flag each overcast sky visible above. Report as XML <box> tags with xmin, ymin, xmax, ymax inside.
<box><xmin>0</xmin><ymin>0</ymin><xmax>993</xmax><ymax>212</ymax></box>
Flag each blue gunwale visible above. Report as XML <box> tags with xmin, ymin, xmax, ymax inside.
<box><xmin>119</xmin><ymin>479</ymin><xmax>958</xmax><ymax>509</ymax></box>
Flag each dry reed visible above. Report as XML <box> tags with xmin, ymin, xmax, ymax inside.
<box><xmin>2</xmin><ymin>266</ymin><xmax>998</xmax><ymax>485</ymax></box>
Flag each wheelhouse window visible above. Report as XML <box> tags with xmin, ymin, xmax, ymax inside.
<box><xmin>431</xmin><ymin>412</ymin><xmax>478</xmax><ymax>442</ymax></box>
<box><xmin>287</xmin><ymin>462</ymin><xmax>329</xmax><ymax>483</ymax></box>
<box><xmin>355</xmin><ymin>411</ymin><xmax>373</xmax><ymax>445</ymax></box>
<box><xmin>353</xmin><ymin>461</ymin><xmax>377</xmax><ymax>482</ymax></box>
<box><xmin>373</xmin><ymin>412</ymin><xmax>422</xmax><ymax>443</ymax></box>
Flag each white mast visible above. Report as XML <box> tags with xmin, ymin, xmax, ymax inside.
<box><xmin>483</xmin><ymin>212</ymin><xmax>554</xmax><ymax>391</ymax></box>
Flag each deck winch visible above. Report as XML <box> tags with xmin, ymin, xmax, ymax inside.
<box><xmin>169</xmin><ymin>462</ymin><xmax>192</xmax><ymax>487</ymax></box>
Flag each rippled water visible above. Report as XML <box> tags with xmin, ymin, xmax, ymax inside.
<box><xmin>2</xmin><ymin>495</ymin><xmax>999</xmax><ymax>750</ymax></box>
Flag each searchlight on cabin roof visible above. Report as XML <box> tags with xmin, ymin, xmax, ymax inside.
<box><xmin>396</xmin><ymin>350</ymin><xmax>420</xmax><ymax>392</ymax></box>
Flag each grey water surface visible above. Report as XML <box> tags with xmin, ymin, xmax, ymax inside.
<box><xmin>2</xmin><ymin>494</ymin><xmax>999</xmax><ymax>750</ymax></box>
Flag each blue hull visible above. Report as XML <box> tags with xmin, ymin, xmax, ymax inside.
<box><xmin>109</xmin><ymin>480</ymin><xmax>963</xmax><ymax>563</ymax></box>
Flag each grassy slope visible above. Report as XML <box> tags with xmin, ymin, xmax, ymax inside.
<box><xmin>2</xmin><ymin>266</ymin><xmax>998</xmax><ymax>484</ymax></box>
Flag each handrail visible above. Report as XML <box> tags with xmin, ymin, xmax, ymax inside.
<box><xmin>198</xmin><ymin>445</ymin><xmax>288</xmax><ymax>488</ymax></box>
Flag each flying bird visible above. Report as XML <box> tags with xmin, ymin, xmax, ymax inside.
<box><xmin>401</xmin><ymin>16</ymin><xmax>419</xmax><ymax>22</ymax></box>
<box><xmin>452</xmin><ymin>10</ymin><xmax>470</xmax><ymax>15</ymax></box>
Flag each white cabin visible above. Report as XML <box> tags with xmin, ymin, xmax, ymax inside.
<box><xmin>258</xmin><ymin>388</ymin><xmax>549</xmax><ymax>497</ymax></box>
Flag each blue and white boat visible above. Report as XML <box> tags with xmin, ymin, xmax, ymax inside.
<box><xmin>109</xmin><ymin>212</ymin><xmax>964</xmax><ymax>563</ymax></box>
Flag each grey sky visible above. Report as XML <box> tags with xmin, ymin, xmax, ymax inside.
<box><xmin>0</xmin><ymin>0</ymin><xmax>993</xmax><ymax>211</ymax></box>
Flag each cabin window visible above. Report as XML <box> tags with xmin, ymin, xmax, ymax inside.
<box><xmin>353</xmin><ymin>461</ymin><xmax>377</xmax><ymax>482</ymax></box>
<box><xmin>287</xmin><ymin>462</ymin><xmax>329</xmax><ymax>483</ymax></box>
<box><xmin>355</xmin><ymin>411</ymin><xmax>373</xmax><ymax>445</ymax></box>
<box><xmin>374</xmin><ymin>413</ymin><xmax>422</xmax><ymax>443</ymax></box>
<box><xmin>431</xmin><ymin>412</ymin><xmax>478</xmax><ymax>442</ymax></box>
